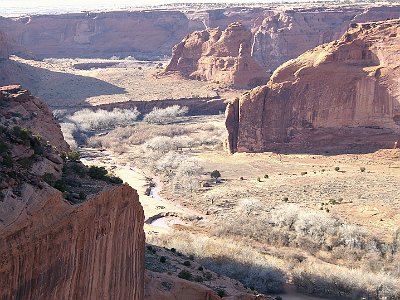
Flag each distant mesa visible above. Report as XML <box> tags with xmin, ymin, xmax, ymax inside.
<box><xmin>225</xmin><ymin>19</ymin><xmax>400</xmax><ymax>153</ymax></box>
<box><xmin>163</xmin><ymin>22</ymin><xmax>269</xmax><ymax>89</ymax></box>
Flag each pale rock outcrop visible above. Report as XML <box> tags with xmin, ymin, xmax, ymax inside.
<box><xmin>0</xmin><ymin>85</ymin><xmax>145</xmax><ymax>299</ymax></box>
<box><xmin>164</xmin><ymin>22</ymin><xmax>268</xmax><ymax>89</ymax></box>
<box><xmin>226</xmin><ymin>19</ymin><xmax>400</xmax><ymax>153</ymax></box>
<box><xmin>0</xmin><ymin>11</ymin><xmax>204</xmax><ymax>59</ymax></box>
<box><xmin>252</xmin><ymin>6</ymin><xmax>400</xmax><ymax>71</ymax></box>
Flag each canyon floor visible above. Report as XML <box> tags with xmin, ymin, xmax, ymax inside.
<box><xmin>21</xmin><ymin>57</ymin><xmax>400</xmax><ymax>299</ymax></box>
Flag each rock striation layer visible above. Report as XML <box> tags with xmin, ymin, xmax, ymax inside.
<box><xmin>0</xmin><ymin>11</ymin><xmax>204</xmax><ymax>59</ymax></box>
<box><xmin>0</xmin><ymin>85</ymin><xmax>145</xmax><ymax>299</ymax></box>
<box><xmin>164</xmin><ymin>22</ymin><xmax>268</xmax><ymax>89</ymax></box>
<box><xmin>226</xmin><ymin>19</ymin><xmax>400</xmax><ymax>153</ymax></box>
<box><xmin>252</xmin><ymin>6</ymin><xmax>400</xmax><ymax>71</ymax></box>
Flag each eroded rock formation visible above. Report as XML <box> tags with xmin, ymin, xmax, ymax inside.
<box><xmin>252</xmin><ymin>6</ymin><xmax>400</xmax><ymax>71</ymax></box>
<box><xmin>0</xmin><ymin>11</ymin><xmax>204</xmax><ymax>59</ymax></box>
<box><xmin>226</xmin><ymin>19</ymin><xmax>400</xmax><ymax>153</ymax></box>
<box><xmin>164</xmin><ymin>22</ymin><xmax>268</xmax><ymax>89</ymax></box>
<box><xmin>0</xmin><ymin>85</ymin><xmax>145</xmax><ymax>299</ymax></box>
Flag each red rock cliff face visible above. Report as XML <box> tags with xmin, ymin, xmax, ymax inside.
<box><xmin>164</xmin><ymin>22</ymin><xmax>268</xmax><ymax>89</ymax></box>
<box><xmin>0</xmin><ymin>185</ymin><xmax>144</xmax><ymax>300</ymax></box>
<box><xmin>0</xmin><ymin>85</ymin><xmax>145</xmax><ymax>299</ymax></box>
<box><xmin>252</xmin><ymin>6</ymin><xmax>400</xmax><ymax>71</ymax></box>
<box><xmin>0</xmin><ymin>11</ymin><xmax>203</xmax><ymax>59</ymax></box>
<box><xmin>226</xmin><ymin>19</ymin><xmax>400</xmax><ymax>153</ymax></box>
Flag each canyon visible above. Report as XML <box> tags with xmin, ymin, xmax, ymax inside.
<box><xmin>226</xmin><ymin>19</ymin><xmax>400</xmax><ymax>153</ymax></box>
<box><xmin>1</xmin><ymin>3</ymin><xmax>400</xmax><ymax>300</ymax></box>
<box><xmin>0</xmin><ymin>85</ymin><xmax>145</xmax><ymax>299</ymax></box>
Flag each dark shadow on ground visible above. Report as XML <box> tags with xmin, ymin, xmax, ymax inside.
<box><xmin>0</xmin><ymin>59</ymin><xmax>126</xmax><ymax>107</ymax></box>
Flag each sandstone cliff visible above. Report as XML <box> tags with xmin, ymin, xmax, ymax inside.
<box><xmin>164</xmin><ymin>22</ymin><xmax>268</xmax><ymax>89</ymax></box>
<box><xmin>226</xmin><ymin>19</ymin><xmax>400</xmax><ymax>153</ymax></box>
<box><xmin>252</xmin><ymin>6</ymin><xmax>400</xmax><ymax>71</ymax></box>
<box><xmin>0</xmin><ymin>85</ymin><xmax>145</xmax><ymax>299</ymax></box>
<box><xmin>0</xmin><ymin>11</ymin><xmax>203</xmax><ymax>59</ymax></box>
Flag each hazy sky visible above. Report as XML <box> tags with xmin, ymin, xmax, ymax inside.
<box><xmin>0</xmin><ymin>0</ymin><xmax>328</xmax><ymax>16</ymax></box>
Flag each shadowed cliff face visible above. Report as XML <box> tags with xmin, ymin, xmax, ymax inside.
<box><xmin>0</xmin><ymin>11</ymin><xmax>203</xmax><ymax>59</ymax></box>
<box><xmin>0</xmin><ymin>85</ymin><xmax>145</xmax><ymax>299</ymax></box>
<box><xmin>164</xmin><ymin>22</ymin><xmax>268</xmax><ymax>89</ymax></box>
<box><xmin>226</xmin><ymin>19</ymin><xmax>400</xmax><ymax>153</ymax></box>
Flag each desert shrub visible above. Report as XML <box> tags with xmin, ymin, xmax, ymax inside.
<box><xmin>257</xmin><ymin>177</ymin><xmax>261</xmax><ymax>182</ymax></box>
<box><xmin>87</xmin><ymin>123</ymin><xmax>189</xmax><ymax>149</ymax></box>
<box><xmin>177</xmin><ymin>270</ymin><xmax>192</xmax><ymax>281</ymax></box>
<box><xmin>360</xmin><ymin>167</ymin><xmax>366</xmax><ymax>172</ymax></box>
<box><xmin>172</xmin><ymin>159</ymin><xmax>203</xmax><ymax>194</ymax></box>
<box><xmin>53</xmin><ymin>179</ymin><xmax>68</xmax><ymax>192</ymax></box>
<box><xmin>60</xmin><ymin>122</ymin><xmax>78</xmax><ymax>149</ymax></box>
<box><xmin>239</xmin><ymin>198</ymin><xmax>262</xmax><ymax>216</ymax></box>
<box><xmin>292</xmin><ymin>261</ymin><xmax>400</xmax><ymax>299</ymax></box>
<box><xmin>264</xmin><ymin>174</ymin><xmax>269</xmax><ymax>179</ymax></box>
<box><xmin>143</xmin><ymin>105</ymin><xmax>188</xmax><ymax>124</ymax></box>
<box><xmin>64</xmin><ymin>151</ymin><xmax>80</xmax><ymax>162</ymax></box>
<box><xmin>88</xmin><ymin>166</ymin><xmax>108</xmax><ymax>180</ymax></box>
<box><xmin>79</xmin><ymin>191</ymin><xmax>86</xmax><ymax>200</ymax></box>
<box><xmin>210</xmin><ymin>170</ymin><xmax>221</xmax><ymax>182</ymax></box>
<box><xmin>301</xmin><ymin>171</ymin><xmax>307</xmax><ymax>175</ymax></box>
<box><xmin>335</xmin><ymin>167</ymin><xmax>340</xmax><ymax>171</ymax></box>
<box><xmin>216</xmin><ymin>288</ymin><xmax>226</xmax><ymax>298</ymax></box>
<box><xmin>68</xmin><ymin>107</ymin><xmax>140</xmax><ymax>131</ymax></box>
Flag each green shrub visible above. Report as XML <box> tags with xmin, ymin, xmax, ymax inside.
<box><xmin>1</xmin><ymin>154</ymin><xmax>13</xmax><ymax>168</ymax></box>
<box><xmin>42</xmin><ymin>173</ymin><xmax>56</xmax><ymax>185</ymax></box>
<box><xmin>66</xmin><ymin>151</ymin><xmax>80</xmax><ymax>162</ymax></box>
<box><xmin>13</xmin><ymin>127</ymin><xmax>30</xmax><ymax>143</ymax></box>
<box><xmin>160</xmin><ymin>256</ymin><xmax>167</xmax><ymax>263</ymax></box>
<box><xmin>0</xmin><ymin>141</ymin><xmax>8</xmax><ymax>152</ymax></box>
<box><xmin>88</xmin><ymin>166</ymin><xmax>108</xmax><ymax>179</ymax></box>
<box><xmin>216</xmin><ymin>288</ymin><xmax>226</xmax><ymax>298</ymax></box>
<box><xmin>177</xmin><ymin>270</ymin><xmax>192</xmax><ymax>281</ymax></box>
<box><xmin>108</xmin><ymin>176</ymin><xmax>123</xmax><ymax>184</ymax></box>
<box><xmin>194</xmin><ymin>275</ymin><xmax>203</xmax><ymax>282</ymax></box>
<box><xmin>211</xmin><ymin>170</ymin><xmax>221</xmax><ymax>182</ymax></box>
<box><xmin>53</xmin><ymin>179</ymin><xmax>68</xmax><ymax>192</ymax></box>
<box><xmin>198</xmin><ymin>266</ymin><xmax>204</xmax><ymax>271</ymax></box>
<box><xmin>79</xmin><ymin>191</ymin><xmax>86</xmax><ymax>200</ymax></box>
<box><xmin>183</xmin><ymin>260</ymin><xmax>191</xmax><ymax>267</ymax></box>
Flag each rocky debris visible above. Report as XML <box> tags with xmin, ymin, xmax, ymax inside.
<box><xmin>0</xmin><ymin>85</ymin><xmax>145</xmax><ymax>299</ymax></box>
<box><xmin>226</xmin><ymin>19</ymin><xmax>400</xmax><ymax>153</ymax></box>
<box><xmin>252</xmin><ymin>6</ymin><xmax>400</xmax><ymax>71</ymax></box>
<box><xmin>0</xmin><ymin>85</ymin><xmax>69</xmax><ymax>153</ymax></box>
<box><xmin>0</xmin><ymin>11</ymin><xmax>204</xmax><ymax>59</ymax></box>
<box><xmin>164</xmin><ymin>22</ymin><xmax>269</xmax><ymax>89</ymax></box>
<box><xmin>144</xmin><ymin>245</ymin><xmax>271</xmax><ymax>300</ymax></box>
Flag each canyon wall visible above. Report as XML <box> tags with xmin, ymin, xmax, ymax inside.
<box><xmin>0</xmin><ymin>85</ymin><xmax>145</xmax><ymax>299</ymax></box>
<box><xmin>164</xmin><ymin>22</ymin><xmax>268</xmax><ymax>89</ymax></box>
<box><xmin>252</xmin><ymin>6</ymin><xmax>400</xmax><ymax>71</ymax></box>
<box><xmin>226</xmin><ymin>19</ymin><xmax>400</xmax><ymax>153</ymax></box>
<box><xmin>0</xmin><ymin>10</ymin><xmax>204</xmax><ymax>59</ymax></box>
